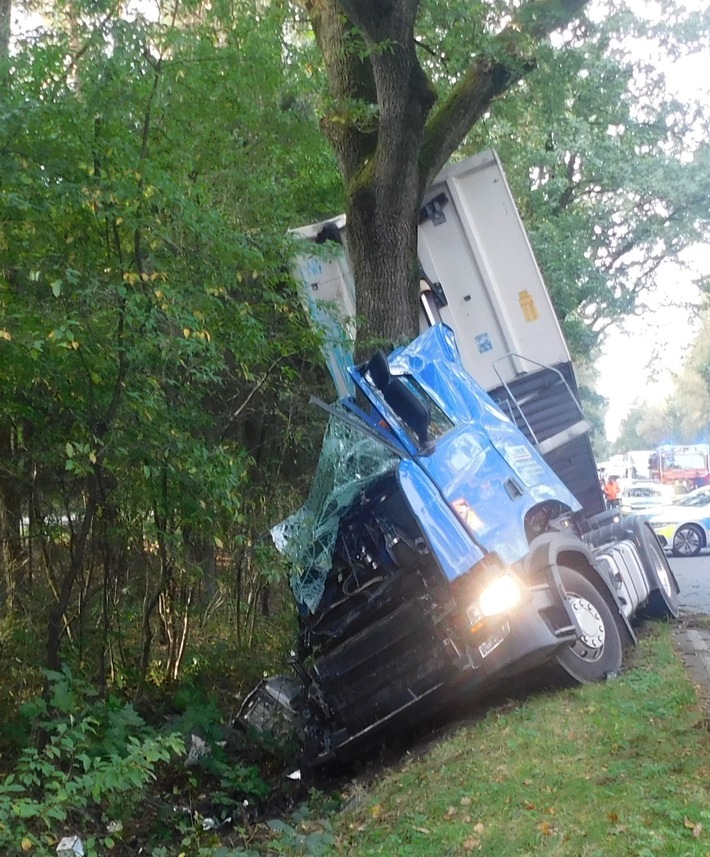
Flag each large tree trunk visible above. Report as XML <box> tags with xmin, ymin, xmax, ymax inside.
<box><xmin>308</xmin><ymin>0</ymin><xmax>435</xmax><ymax>346</ymax></box>
<box><xmin>305</xmin><ymin>0</ymin><xmax>591</xmax><ymax>346</ymax></box>
<box><xmin>346</xmin><ymin>185</ymin><xmax>422</xmax><ymax>348</ymax></box>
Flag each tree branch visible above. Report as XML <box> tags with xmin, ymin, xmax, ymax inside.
<box><xmin>420</xmin><ymin>0</ymin><xmax>591</xmax><ymax>186</ymax></box>
<box><xmin>553</xmin><ymin>152</ymin><xmax>581</xmax><ymax>214</ymax></box>
<box><xmin>62</xmin><ymin>7</ymin><xmax>117</xmax><ymax>85</ymax></box>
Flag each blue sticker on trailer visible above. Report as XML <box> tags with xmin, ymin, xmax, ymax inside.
<box><xmin>475</xmin><ymin>333</ymin><xmax>493</xmax><ymax>353</ymax></box>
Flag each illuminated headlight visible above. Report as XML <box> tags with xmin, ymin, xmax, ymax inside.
<box><xmin>466</xmin><ymin>574</ymin><xmax>522</xmax><ymax>628</ymax></box>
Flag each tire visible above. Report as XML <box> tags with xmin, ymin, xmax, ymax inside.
<box><xmin>672</xmin><ymin>523</ymin><xmax>705</xmax><ymax>558</ymax></box>
<box><xmin>631</xmin><ymin>519</ymin><xmax>680</xmax><ymax>619</ymax></box>
<box><xmin>551</xmin><ymin>566</ymin><xmax>624</xmax><ymax>685</ymax></box>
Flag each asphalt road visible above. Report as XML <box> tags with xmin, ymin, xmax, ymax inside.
<box><xmin>668</xmin><ymin>550</ymin><xmax>710</xmax><ymax>614</ymax></box>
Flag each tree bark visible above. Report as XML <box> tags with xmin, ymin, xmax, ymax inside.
<box><xmin>0</xmin><ymin>425</ymin><xmax>22</xmax><ymax>612</ymax></box>
<box><xmin>45</xmin><ymin>300</ymin><xmax>127</xmax><ymax>672</ymax></box>
<box><xmin>304</xmin><ymin>0</ymin><xmax>592</xmax><ymax>346</ymax></box>
<box><xmin>46</xmin><ymin>481</ymin><xmax>98</xmax><ymax>672</ymax></box>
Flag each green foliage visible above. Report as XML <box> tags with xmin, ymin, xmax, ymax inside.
<box><xmin>0</xmin><ymin>665</ymin><xmax>292</xmax><ymax>853</ymax></box>
<box><xmin>454</xmin><ymin>1</ymin><xmax>710</xmax><ymax>363</ymax></box>
<box><xmin>0</xmin><ymin>669</ymin><xmax>184</xmax><ymax>855</ymax></box>
<box><xmin>266</xmin><ymin>818</ymin><xmax>337</xmax><ymax>856</ymax></box>
<box><xmin>0</xmin><ymin>0</ymin><xmax>334</xmax><ymax>687</ymax></box>
<box><xmin>164</xmin><ymin>684</ymin><xmax>272</xmax><ymax>802</ymax></box>
<box><xmin>613</xmin><ymin>403</ymin><xmax>667</xmax><ymax>451</ymax></box>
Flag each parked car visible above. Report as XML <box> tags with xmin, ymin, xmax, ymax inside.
<box><xmin>646</xmin><ymin>485</ymin><xmax>710</xmax><ymax>556</ymax></box>
<box><xmin>619</xmin><ymin>481</ymin><xmax>672</xmax><ymax>516</ymax></box>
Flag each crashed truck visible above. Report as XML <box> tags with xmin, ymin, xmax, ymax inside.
<box><xmin>237</xmin><ymin>149</ymin><xmax>680</xmax><ymax>767</ymax></box>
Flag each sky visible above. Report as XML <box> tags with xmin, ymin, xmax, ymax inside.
<box><xmin>595</xmin><ymin>41</ymin><xmax>710</xmax><ymax>442</ymax></box>
<box><xmin>597</xmin><ymin>247</ymin><xmax>707</xmax><ymax>441</ymax></box>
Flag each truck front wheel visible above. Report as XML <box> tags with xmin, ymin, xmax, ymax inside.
<box><xmin>552</xmin><ymin>566</ymin><xmax>624</xmax><ymax>685</ymax></box>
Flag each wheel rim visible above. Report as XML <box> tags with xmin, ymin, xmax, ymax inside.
<box><xmin>568</xmin><ymin>594</ymin><xmax>605</xmax><ymax>661</ymax></box>
<box><xmin>674</xmin><ymin>526</ymin><xmax>701</xmax><ymax>556</ymax></box>
<box><xmin>654</xmin><ymin>561</ymin><xmax>673</xmax><ymax>595</ymax></box>
<box><xmin>648</xmin><ymin>538</ymin><xmax>673</xmax><ymax>595</ymax></box>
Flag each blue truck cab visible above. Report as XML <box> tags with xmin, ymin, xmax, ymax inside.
<box><xmin>239</xmin><ymin>325</ymin><xmax>678</xmax><ymax>766</ymax></box>
<box><xmin>237</xmin><ymin>151</ymin><xmax>680</xmax><ymax>766</ymax></box>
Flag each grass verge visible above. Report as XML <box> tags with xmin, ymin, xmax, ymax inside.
<box><xmin>292</xmin><ymin>622</ymin><xmax>710</xmax><ymax>857</ymax></box>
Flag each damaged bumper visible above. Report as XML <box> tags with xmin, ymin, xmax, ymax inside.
<box><xmin>237</xmin><ymin>558</ymin><xmax>579</xmax><ymax>765</ymax></box>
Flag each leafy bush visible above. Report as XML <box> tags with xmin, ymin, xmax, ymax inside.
<box><xmin>164</xmin><ymin>684</ymin><xmax>272</xmax><ymax>804</ymax></box>
<box><xmin>0</xmin><ymin>669</ymin><xmax>184</xmax><ymax>855</ymax></box>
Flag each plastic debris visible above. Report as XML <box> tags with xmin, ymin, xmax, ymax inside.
<box><xmin>184</xmin><ymin>733</ymin><xmax>211</xmax><ymax>766</ymax></box>
<box><xmin>200</xmin><ymin>813</ymin><xmax>233</xmax><ymax>831</ymax></box>
<box><xmin>57</xmin><ymin>836</ymin><xmax>85</xmax><ymax>857</ymax></box>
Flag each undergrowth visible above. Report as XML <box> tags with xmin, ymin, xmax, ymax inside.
<box><xmin>1</xmin><ymin>623</ymin><xmax>705</xmax><ymax>856</ymax></box>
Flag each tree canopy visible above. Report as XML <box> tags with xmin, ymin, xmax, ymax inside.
<box><xmin>469</xmin><ymin>3</ymin><xmax>710</xmax><ymax>359</ymax></box>
<box><xmin>297</xmin><ymin>0</ymin><xmax>710</xmax><ymax>354</ymax></box>
<box><xmin>1</xmin><ymin>0</ymin><xmax>339</xmax><ymax>678</ymax></box>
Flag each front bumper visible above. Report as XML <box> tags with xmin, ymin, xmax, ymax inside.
<box><xmin>650</xmin><ymin>524</ymin><xmax>675</xmax><ymax>548</ymax></box>
<box><xmin>305</xmin><ymin>561</ymin><xmax>579</xmax><ymax>765</ymax></box>
<box><xmin>457</xmin><ymin>566</ymin><xmax>578</xmax><ymax>686</ymax></box>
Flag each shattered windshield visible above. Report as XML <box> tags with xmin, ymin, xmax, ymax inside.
<box><xmin>271</xmin><ymin>416</ymin><xmax>399</xmax><ymax>612</ymax></box>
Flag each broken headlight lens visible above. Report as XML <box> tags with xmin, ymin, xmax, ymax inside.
<box><xmin>466</xmin><ymin>573</ymin><xmax>522</xmax><ymax>628</ymax></box>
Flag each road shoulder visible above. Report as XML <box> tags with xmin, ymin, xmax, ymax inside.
<box><xmin>673</xmin><ymin>614</ymin><xmax>710</xmax><ymax>712</ymax></box>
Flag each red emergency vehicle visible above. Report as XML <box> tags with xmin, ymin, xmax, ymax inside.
<box><xmin>648</xmin><ymin>444</ymin><xmax>710</xmax><ymax>490</ymax></box>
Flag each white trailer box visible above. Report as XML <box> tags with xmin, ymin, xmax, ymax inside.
<box><xmin>418</xmin><ymin>149</ymin><xmax>571</xmax><ymax>392</ymax></box>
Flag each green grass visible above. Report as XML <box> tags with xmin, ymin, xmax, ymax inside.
<box><xmin>290</xmin><ymin>623</ymin><xmax>710</xmax><ymax>857</ymax></box>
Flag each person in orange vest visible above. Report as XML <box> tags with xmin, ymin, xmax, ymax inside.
<box><xmin>604</xmin><ymin>475</ymin><xmax>621</xmax><ymax>510</ymax></box>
